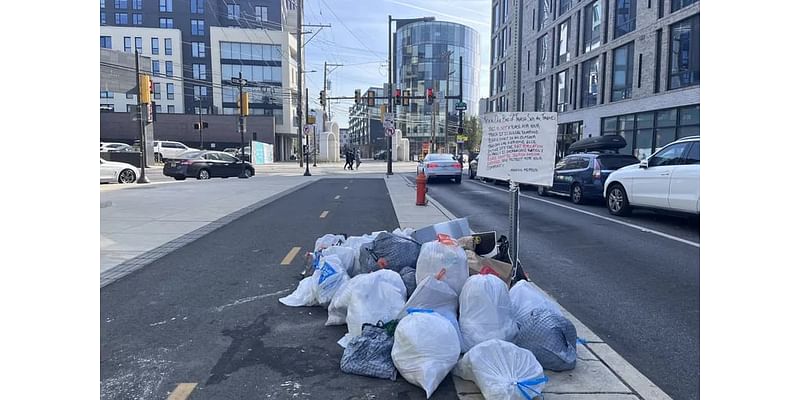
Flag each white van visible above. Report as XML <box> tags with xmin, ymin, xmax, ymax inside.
<box><xmin>153</xmin><ymin>141</ymin><xmax>197</xmax><ymax>162</ymax></box>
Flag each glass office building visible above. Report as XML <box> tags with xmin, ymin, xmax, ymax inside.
<box><xmin>395</xmin><ymin>21</ymin><xmax>480</xmax><ymax>153</ymax></box>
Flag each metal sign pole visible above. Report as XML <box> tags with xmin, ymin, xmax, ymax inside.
<box><xmin>509</xmin><ymin>180</ymin><xmax>520</xmax><ymax>277</ymax></box>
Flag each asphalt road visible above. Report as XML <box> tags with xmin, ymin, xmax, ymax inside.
<box><xmin>100</xmin><ymin>178</ymin><xmax>457</xmax><ymax>400</ymax></box>
<box><xmin>422</xmin><ymin>174</ymin><xmax>700</xmax><ymax>400</ymax></box>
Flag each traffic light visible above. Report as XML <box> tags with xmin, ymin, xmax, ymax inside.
<box><xmin>238</xmin><ymin>92</ymin><xmax>250</xmax><ymax>116</ymax></box>
<box><xmin>426</xmin><ymin>88</ymin><xmax>434</xmax><ymax>105</ymax></box>
<box><xmin>319</xmin><ymin>90</ymin><xmax>326</xmax><ymax>107</ymax></box>
<box><xmin>366</xmin><ymin>90</ymin><xmax>376</xmax><ymax>107</ymax></box>
<box><xmin>354</xmin><ymin>89</ymin><xmax>361</xmax><ymax>104</ymax></box>
<box><xmin>402</xmin><ymin>90</ymin><xmax>411</xmax><ymax>106</ymax></box>
<box><xmin>394</xmin><ymin>89</ymin><xmax>402</xmax><ymax>106</ymax></box>
<box><xmin>138</xmin><ymin>74</ymin><xmax>151</xmax><ymax>104</ymax></box>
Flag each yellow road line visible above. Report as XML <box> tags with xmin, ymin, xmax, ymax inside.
<box><xmin>320</xmin><ymin>211</ymin><xmax>329</xmax><ymax>219</ymax></box>
<box><xmin>334</xmin><ymin>195</ymin><xmax>341</xmax><ymax>200</ymax></box>
<box><xmin>280</xmin><ymin>247</ymin><xmax>302</xmax><ymax>265</ymax></box>
<box><xmin>167</xmin><ymin>383</ymin><xmax>197</xmax><ymax>400</ymax></box>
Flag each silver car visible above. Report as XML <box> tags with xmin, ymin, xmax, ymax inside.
<box><xmin>421</xmin><ymin>153</ymin><xmax>463</xmax><ymax>184</ymax></box>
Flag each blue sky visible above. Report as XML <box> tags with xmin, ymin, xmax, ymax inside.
<box><xmin>303</xmin><ymin>0</ymin><xmax>492</xmax><ymax>128</ymax></box>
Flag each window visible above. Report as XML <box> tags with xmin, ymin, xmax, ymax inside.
<box><xmin>101</xmin><ymin>11</ymin><xmax>106</xmax><ymax>24</ymax></box>
<box><xmin>114</xmin><ymin>0</ymin><xmax>127</xmax><ymax>8</ymax></box>
<box><xmin>167</xmin><ymin>105</ymin><xmax>175</xmax><ymax>113</ymax></box>
<box><xmin>191</xmin><ymin>19</ymin><xmax>205</xmax><ymax>36</ymax></box>
<box><xmin>556</xmin><ymin>70</ymin><xmax>568</xmax><ymax>112</ymax></box>
<box><xmin>191</xmin><ymin>0</ymin><xmax>204</xmax><ymax>13</ymax></box>
<box><xmin>132</xmin><ymin>13</ymin><xmax>142</xmax><ymax>25</ymax></box>
<box><xmin>100</xmin><ymin>36</ymin><xmax>112</xmax><ymax>49</ymax></box>
<box><xmin>671</xmin><ymin>0</ymin><xmax>697</xmax><ymax>12</ymax></box>
<box><xmin>151</xmin><ymin>38</ymin><xmax>159</xmax><ymax>54</ymax></box>
<box><xmin>192</xmin><ymin>42</ymin><xmax>205</xmax><ymax>57</ymax></box>
<box><xmin>159</xmin><ymin>17</ymin><xmax>173</xmax><ymax>28</ymax></box>
<box><xmin>132</xmin><ymin>0</ymin><xmax>141</xmax><ymax>10</ymax></box>
<box><xmin>115</xmin><ymin>12</ymin><xmax>128</xmax><ymax>24</ymax></box>
<box><xmin>684</xmin><ymin>142</ymin><xmax>699</xmax><ymax>165</ymax></box>
<box><xmin>559</xmin><ymin>0</ymin><xmax>573</xmax><ymax>16</ymax></box>
<box><xmin>159</xmin><ymin>0</ymin><xmax>172</xmax><ymax>12</ymax></box>
<box><xmin>536</xmin><ymin>34</ymin><xmax>549</xmax><ymax>74</ymax></box>
<box><xmin>649</xmin><ymin>142</ymin><xmax>691</xmax><ymax>167</ymax></box>
<box><xmin>538</xmin><ymin>0</ymin><xmax>552</xmax><ymax>30</ymax></box>
<box><xmin>101</xmin><ymin>0</ymin><xmax>105</xmax><ymax>9</ymax></box>
<box><xmin>100</xmin><ymin>91</ymin><xmax>114</xmax><ymax>98</ymax></box>
<box><xmin>164</xmin><ymin>38</ymin><xmax>172</xmax><ymax>55</ymax></box>
<box><xmin>611</xmin><ymin>42</ymin><xmax>634</xmax><ymax>101</ymax></box>
<box><xmin>123</xmin><ymin>36</ymin><xmax>131</xmax><ymax>52</ymax></box>
<box><xmin>255</xmin><ymin>6</ymin><xmax>268</xmax><ymax>22</ymax></box>
<box><xmin>166</xmin><ymin>83</ymin><xmax>175</xmax><ymax>100</ymax></box>
<box><xmin>153</xmin><ymin>83</ymin><xmax>161</xmax><ymax>100</ymax></box>
<box><xmin>584</xmin><ymin>1</ymin><xmax>602</xmax><ymax>53</ymax></box>
<box><xmin>134</xmin><ymin>37</ymin><xmax>142</xmax><ymax>53</ymax></box>
<box><xmin>654</xmin><ymin>29</ymin><xmax>662</xmax><ymax>93</ymax></box>
<box><xmin>668</xmin><ymin>15</ymin><xmax>700</xmax><ymax>89</ymax></box>
<box><xmin>503</xmin><ymin>0</ymin><xmax>509</xmax><ymax>21</ymax></box>
<box><xmin>156</xmin><ymin>105</ymin><xmax>162</xmax><ymax>113</ymax></box>
<box><xmin>614</xmin><ymin>0</ymin><xmax>636</xmax><ymax>38</ymax></box>
<box><xmin>194</xmin><ymin>85</ymin><xmax>209</xmax><ymax>98</ymax></box>
<box><xmin>193</xmin><ymin>64</ymin><xmax>206</xmax><ymax>80</ymax></box>
<box><xmin>535</xmin><ymin>79</ymin><xmax>546</xmax><ymax>111</ymax></box>
<box><xmin>557</xmin><ymin>20</ymin><xmax>570</xmax><ymax>64</ymax></box>
<box><xmin>227</xmin><ymin>4</ymin><xmax>240</xmax><ymax>19</ymax></box>
<box><xmin>219</xmin><ymin>153</ymin><xmax>237</xmax><ymax>162</ymax></box>
<box><xmin>581</xmin><ymin>57</ymin><xmax>599</xmax><ymax>107</ymax></box>
<box><xmin>527</xmin><ymin>50</ymin><xmax>531</xmax><ymax>71</ymax></box>
<box><xmin>126</xmin><ymin>93</ymin><xmax>134</xmax><ymax>99</ymax></box>
<box><xmin>152</xmin><ymin>60</ymin><xmax>160</xmax><ymax>73</ymax></box>
<box><xmin>165</xmin><ymin>61</ymin><xmax>173</xmax><ymax>77</ymax></box>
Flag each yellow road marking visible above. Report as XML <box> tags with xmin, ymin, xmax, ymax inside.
<box><xmin>167</xmin><ymin>383</ymin><xmax>197</xmax><ymax>400</ymax></box>
<box><xmin>320</xmin><ymin>211</ymin><xmax>329</xmax><ymax>219</ymax></box>
<box><xmin>334</xmin><ymin>195</ymin><xmax>341</xmax><ymax>200</ymax></box>
<box><xmin>280</xmin><ymin>247</ymin><xmax>302</xmax><ymax>265</ymax></box>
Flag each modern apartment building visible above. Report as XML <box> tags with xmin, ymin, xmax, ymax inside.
<box><xmin>491</xmin><ymin>0</ymin><xmax>700</xmax><ymax>160</ymax></box>
<box><xmin>347</xmin><ymin>86</ymin><xmax>387</xmax><ymax>157</ymax></box>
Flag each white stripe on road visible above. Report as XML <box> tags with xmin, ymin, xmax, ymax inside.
<box><xmin>468</xmin><ymin>179</ymin><xmax>700</xmax><ymax>248</ymax></box>
<box><xmin>334</xmin><ymin>195</ymin><xmax>341</xmax><ymax>200</ymax></box>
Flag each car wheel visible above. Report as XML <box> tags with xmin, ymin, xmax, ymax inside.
<box><xmin>537</xmin><ymin>186</ymin><xmax>548</xmax><ymax>196</ymax></box>
<box><xmin>118</xmin><ymin>169</ymin><xmax>136</xmax><ymax>184</ymax></box>
<box><xmin>197</xmin><ymin>169</ymin><xmax>210</xmax><ymax>180</ymax></box>
<box><xmin>607</xmin><ymin>184</ymin><xmax>632</xmax><ymax>216</ymax></box>
<box><xmin>245</xmin><ymin>168</ymin><xmax>253</xmax><ymax>178</ymax></box>
<box><xmin>570</xmin><ymin>184</ymin><xmax>584</xmax><ymax>204</ymax></box>
<box><xmin>455</xmin><ymin>175</ymin><xmax>462</xmax><ymax>184</ymax></box>
<box><xmin>174</xmin><ymin>176</ymin><xmax>186</xmax><ymax>181</ymax></box>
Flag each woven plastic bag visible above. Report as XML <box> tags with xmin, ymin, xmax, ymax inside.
<box><xmin>314</xmin><ymin>233</ymin><xmax>346</xmax><ymax>252</ymax></box>
<box><xmin>453</xmin><ymin>339</ymin><xmax>548</xmax><ymax>400</ymax></box>
<box><xmin>342</xmin><ymin>234</ymin><xmax>378</xmax><ymax>275</ymax></box>
<box><xmin>459</xmin><ymin>274</ymin><xmax>517</xmax><ymax>351</ymax></box>
<box><xmin>509</xmin><ymin>281</ymin><xmax>562</xmax><ymax>324</ymax></box>
<box><xmin>279</xmin><ymin>274</ymin><xmax>319</xmax><ymax>307</ymax></box>
<box><xmin>399</xmin><ymin>267</ymin><xmax>417</xmax><ymax>297</ymax></box>
<box><xmin>398</xmin><ymin>274</ymin><xmax>465</xmax><ymax>352</ymax></box>
<box><xmin>416</xmin><ymin>234</ymin><xmax>469</xmax><ymax>296</ymax></box>
<box><xmin>321</xmin><ymin>246</ymin><xmax>357</xmax><ymax>277</ymax></box>
<box><xmin>338</xmin><ymin>270</ymin><xmax>407</xmax><ymax>348</ymax></box>
<box><xmin>359</xmin><ymin>232</ymin><xmax>422</xmax><ymax>273</ymax></box>
<box><xmin>391</xmin><ymin>310</ymin><xmax>461</xmax><ymax>398</ymax></box>
<box><xmin>513</xmin><ymin>308</ymin><xmax>578</xmax><ymax>371</ymax></box>
<box><xmin>340</xmin><ymin>322</ymin><xmax>398</xmax><ymax>380</ymax></box>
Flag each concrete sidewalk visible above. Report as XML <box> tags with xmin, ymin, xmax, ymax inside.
<box><xmin>385</xmin><ymin>174</ymin><xmax>670</xmax><ymax>400</ymax></box>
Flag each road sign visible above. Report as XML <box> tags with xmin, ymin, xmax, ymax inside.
<box><xmin>457</xmin><ymin>135</ymin><xmax>468</xmax><ymax>142</ymax></box>
<box><xmin>303</xmin><ymin>124</ymin><xmax>313</xmax><ymax>135</ymax></box>
<box><xmin>231</xmin><ymin>77</ymin><xmax>248</xmax><ymax>86</ymax></box>
<box><xmin>455</xmin><ymin>101</ymin><xmax>467</xmax><ymax>111</ymax></box>
<box><xmin>383</xmin><ymin>114</ymin><xmax>395</xmax><ymax>129</ymax></box>
<box><xmin>385</xmin><ymin>127</ymin><xmax>395</xmax><ymax>137</ymax></box>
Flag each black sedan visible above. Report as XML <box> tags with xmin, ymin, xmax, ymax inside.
<box><xmin>163</xmin><ymin>150</ymin><xmax>255</xmax><ymax>180</ymax></box>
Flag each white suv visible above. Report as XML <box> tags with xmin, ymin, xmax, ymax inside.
<box><xmin>604</xmin><ymin>136</ymin><xmax>699</xmax><ymax>216</ymax></box>
<box><xmin>153</xmin><ymin>141</ymin><xmax>196</xmax><ymax>162</ymax></box>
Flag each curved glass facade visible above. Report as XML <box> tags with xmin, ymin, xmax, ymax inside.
<box><xmin>395</xmin><ymin>21</ymin><xmax>480</xmax><ymax>149</ymax></box>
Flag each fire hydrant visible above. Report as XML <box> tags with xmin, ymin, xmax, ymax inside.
<box><xmin>416</xmin><ymin>169</ymin><xmax>427</xmax><ymax>206</ymax></box>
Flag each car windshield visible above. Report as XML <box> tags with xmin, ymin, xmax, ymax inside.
<box><xmin>425</xmin><ymin>154</ymin><xmax>455</xmax><ymax>162</ymax></box>
<box><xmin>597</xmin><ymin>155</ymin><xmax>640</xmax><ymax>169</ymax></box>
<box><xmin>179</xmin><ymin>151</ymin><xmax>205</xmax><ymax>159</ymax></box>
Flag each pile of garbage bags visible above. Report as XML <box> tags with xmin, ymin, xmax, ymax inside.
<box><xmin>279</xmin><ymin>219</ymin><xmax>582</xmax><ymax>399</ymax></box>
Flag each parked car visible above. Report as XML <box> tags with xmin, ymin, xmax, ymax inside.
<box><xmin>468</xmin><ymin>154</ymin><xmax>479</xmax><ymax>179</ymax></box>
<box><xmin>162</xmin><ymin>150</ymin><xmax>255</xmax><ymax>180</ymax></box>
<box><xmin>235</xmin><ymin>146</ymin><xmax>251</xmax><ymax>162</ymax></box>
<box><xmin>374</xmin><ymin>150</ymin><xmax>387</xmax><ymax>160</ymax></box>
<box><xmin>420</xmin><ymin>153</ymin><xmax>463</xmax><ymax>184</ymax></box>
<box><xmin>537</xmin><ymin>153</ymin><xmax>640</xmax><ymax>204</ymax></box>
<box><xmin>604</xmin><ymin>136</ymin><xmax>700</xmax><ymax>216</ymax></box>
<box><xmin>223</xmin><ymin>148</ymin><xmax>239</xmax><ymax>155</ymax></box>
<box><xmin>100</xmin><ymin>142</ymin><xmax>133</xmax><ymax>152</ymax></box>
<box><xmin>100</xmin><ymin>158</ymin><xmax>138</xmax><ymax>184</ymax></box>
<box><xmin>153</xmin><ymin>140</ymin><xmax>197</xmax><ymax>163</ymax></box>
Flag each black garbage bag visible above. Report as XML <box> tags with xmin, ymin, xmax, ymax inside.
<box><xmin>340</xmin><ymin>321</ymin><xmax>398</xmax><ymax>380</ymax></box>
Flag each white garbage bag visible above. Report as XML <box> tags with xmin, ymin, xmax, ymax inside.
<box><xmin>313</xmin><ymin>255</ymin><xmax>349</xmax><ymax>306</ymax></box>
<box><xmin>321</xmin><ymin>246</ymin><xmax>357</xmax><ymax>277</ymax></box>
<box><xmin>398</xmin><ymin>275</ymin><xmax>465</xmax><ymax>353</ymax></box>
<box><xmin>391</xmin><ymin>311</ymin><xmax>461</xmax><ymax>398</ymax></box>
<box><xmin>338</xmin><ymin>270</ymin><xmax>407</xmax><ymax>348</ymax></box>
<box><xmin>416</xmin><ymin>234</ymin><xmax>469</xmax><ymax>296</ymax></box>
<box><xmin>314</xmin><ymin>233</ymin><xmax>346</xmax><ymax>252</ymax></box>
<box><xmin>392</xmin><ymin>227</ymin><xmax>415</xmax><ymax>238</ymax></box>
<box><xmin>509</xmin><ymin>281</ymin><xmax>562</xmax><ymax>323</ymax></box>
<box><xmin>326</xmin><ymin>274</ymin><xmax>369</xmax><ymax>326</ymax></box>
<box><xmin>453</xmin><ymin>339</ymin><xmax>548</xmax><ymax>400</ymax></box>
<box><xmin>459</xmin><ymin>274</ymin><xmax>517</xmax><ymax>351</ymax></box>
<box><xmin>278</xmin><ymin>274</ymin><xmax>319</xmax><ymax>307</ymax></box>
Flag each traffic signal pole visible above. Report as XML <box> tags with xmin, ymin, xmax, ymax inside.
<box><xmin>134</xmin><ymin>49</ymin><xmax>149</xmax><ymax>184</ymax></box>
<box><xmin>387</xmin><ymin>15</ymin><xmax>393</xmax><ymax>176</ymax></box>
<box><xmin>236</xmin><ymin>72</ymin><xmax>249</xmax><ymax>179</ymax></box>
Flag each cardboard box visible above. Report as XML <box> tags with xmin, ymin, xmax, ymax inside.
<box><xmin>466</xmin><ymin>250</ymin><xmax>514</xmax><ymax>286</ymax></box>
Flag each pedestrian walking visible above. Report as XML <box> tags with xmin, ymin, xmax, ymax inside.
<box><xmin>348</xmin><ymin>149</ymin><xmax>355</xmax><ymax>170</ymax></box>
<box><xmin>344</xmin><ymin>148</ymin><xmax>351</xmax><ymax>170</ymax></box>
<box><xmin>355</xmin><ymin>149</ymin><xmax>361</xmax><ymax>170</ymax></box>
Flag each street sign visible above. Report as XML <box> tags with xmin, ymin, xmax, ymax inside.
<box><xmin>457</xmin><ymin>135</ymin><xmax>468</xmax><ymax>142</ymax></box>
<box><xmin>385</xmin><ymin>127</ymin><xmax>395</xmax><ymax>137</ymax></box>
<box><xmin>383</xmin><ymin>114</ymin><xmax>395</xmax><ymax>129</ymax></box>
<box><xmin>455</xmin><ymin>101</ymin><xmax>467</xmax><ymax>111</ymax></box>
<box><xmin>303</xmin><ymin>124</ymin><xmax>313</xmax><ymax>135</ymax></box>
<box><xmin>231</xmin><ymin>77</ymin><xmax>248</xmax><ymax>86</ymax></box>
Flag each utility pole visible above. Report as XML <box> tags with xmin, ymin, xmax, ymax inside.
<box><xmin>198</xmin><ymin>99</ymin><xmax>204</xmax><ymax>149</ymax></box>
<box><xmin>304</xmin><ymin>87</ymin><xmax>311</xmax><ymax>176</ymax></box>
<box><xmin>134</xmin><ymin>49</ymin><xmax>149</xmax><ymax>184</ymax></box>
<box><xmin>387</xmin><ymin>15</ymin><xmax>394</xmax><ymax>175</ymax></box>
<box><xmin>322</xmin><ymin>61</ymin><xmax>342</xmax><ymax>167</ymax></box>
<box><xmin>441</xmin><ymin>50</ymin><xmax>453</xmax><ymax>155</ymax></box>
<box><xmin>431</xmin><ymin>79</ymin><xmax>438</xmax><ymax>153</ymax></box>
<box><xmin>458</xmin><ymin>55</ymin><xmax>464</xmax><ymax>156</ymax></box>
<box><xmin>235</xmin><ymin>72</ymin><xmax>249</xmax><ymax>179</ymax></box>
<box><xmin>296</xmin><ymin>0</ymin><xmax>304</xmax><ymax>167</ymax></box>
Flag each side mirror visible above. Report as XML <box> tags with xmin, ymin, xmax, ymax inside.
<box><xmin>639</xmin><ymin>160</ymin><xmax>648</xmax><ymax>169</ymax></box>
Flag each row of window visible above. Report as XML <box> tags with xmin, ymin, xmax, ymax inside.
<box><xmin>221</xmin><ymin>64</ymin><xmax>282</xmax><ymax>83</ymax></box>
<box><xmin>220</xmin><ymin>42</ymin><xmax>283</xmax><ymax>62</ymax></box>
<box><xmin>601</xmin><ymin>104</ymin><xmax>699</xmax><ymax>159</ymax></box>
<box><xmin>103</xmin><ymin>104</ymin><xmax>178</xmax><ymax>114</ymax></box>
<box><xmin>102</xmin><ymin>0</ymin><xmax>175</xmax><ymax>11</ymax></box>
<box><xmin>537</xmin><ymin>0</ymin><xmax>696</xmax><ymax>33</ymax></box>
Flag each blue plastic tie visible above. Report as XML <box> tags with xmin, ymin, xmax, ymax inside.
<box><xmin>407</xmin><ymin>308</ymin><xmax>434</xmax><ymax>315</ymax></box>
<box><xmin>516</xmin><ymin>375</ymin><xmax>549</xmax><ymax>400</ymax></box>
<box><xmin>577</xmin><ymin>337</ymin><xmax>588</xmax><ymax>345</ymax></box>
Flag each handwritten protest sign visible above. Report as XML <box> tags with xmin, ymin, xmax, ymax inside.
<box><xmin>477</xmin><ymin>112</ymin><xmax>558</xmax><ymax>186</ymax></box>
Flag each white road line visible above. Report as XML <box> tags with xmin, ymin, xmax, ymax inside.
<box><xmin>334</xmin><ymin>195</ymin><xmax>341</xmax><ymax>200</ymax></box>
<box><xmin>320</xmin><ymin>210</ymin><xmax>329</xmax><ymax>218</ymax></box>
<box><xmin>467</xmin><ymin>179</ymin><xmax>700</xmax><ymax>248</ymax></box>
<box><xmin>214</xmin><ymin>288</ymin><xmax>292</xmax><ymax>312</ymax></box>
